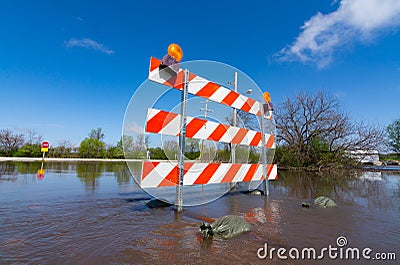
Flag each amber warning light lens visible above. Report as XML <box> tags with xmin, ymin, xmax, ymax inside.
<box><xmin>263</xmin><ymin>92</ymin><xmax>271</xmax><ymax>103</ymax></box>
<box><xmin>167</xmin><ymin>43</ymin><xmax>183</xmax><ymax>62</ymax></box>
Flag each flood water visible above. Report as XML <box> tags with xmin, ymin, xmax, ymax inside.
<box><xmin>1</xmin><ymin>162</ymin><xmax>399</xmax><ymax>264</ymax></box>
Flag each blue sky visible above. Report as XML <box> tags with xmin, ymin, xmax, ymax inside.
<box><xmin>1</xmin><ymin>0</ymin><xmax>400</xmax><ymax>146</ymax></box>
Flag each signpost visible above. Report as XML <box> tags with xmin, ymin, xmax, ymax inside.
<box><xmin>37</xmin><ymin>141</ymin><xmax>49</xmax><ymax>179</ymax></box>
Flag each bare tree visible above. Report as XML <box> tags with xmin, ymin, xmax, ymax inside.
<box><xmin>26</xmin><ymin>129</ymin><xmax>43</xmax><ymax>145</ymax></box>
<box><xmin>51</xmin><ymin>140</ymin><xmax>74</xmax><ymax>158</ymax></box>
<box><xmin>121</xmin><ymin>135</ymin><xmax>135</xmax><ymax>156</ymax></box>
<box><xmin>185</xmin><ymin>138</ymin><xmax>199</xmax><ymax>153</ymax></box>
<box><xmin>135</xmin><ymin>133</ymin><xmax>149</xmax><ymax>151</ymax></box>
<box><xmin>276</xmin><ymin>91</ymin><xmax>340</xmax><ymax>150</ymax></box>
<box><xmin>121</xmin><ymin>133</ymin><xmax>150</xmax><ymax>158</ymax></box>
<box><xmin>340</xmin><ymin>121</ymin><xmax>384</xmax><ymax>152</ymax></box>
<box><xmin>275</xmin><ymin>91</ymin><xmax>384</xmax><ymax>166</ymax></box>
<box><xmin>0</xmin><ymin>129</ymin><xmax>25</xmax><ymax>156</ymax></box>
<box><xmin>225</xmin><ymin>111</ymin><xmax>259</xmax><ymax>130</ymax></box>
<box><xmin>163</xmin><ymin>140</ymin><xmax>179</xmax><ymax>160</ymax></box>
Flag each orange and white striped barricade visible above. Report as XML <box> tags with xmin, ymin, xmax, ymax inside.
<box><xmin>142</xmin><ymin>162</ymin><xmax>277</xmax><ymax>188</ymax></box>
<box><xmin>144</xmin><ymin>56</ymin><xmax>277</xmax><ymax>210</ymax></box>
<box><xmin>149</xmin><ymin>57</ymin><xmax>273</xmax><ymax>120</ymax></box>
<box><xmin>146</xmin><ymin>108</ymin><xmax>275</xmax><ymax>148</ymax></box>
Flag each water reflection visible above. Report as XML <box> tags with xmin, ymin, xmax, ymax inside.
<box><xmin>1</xmin><ymin>162</ymin><xmax>399</xmax><ymax>264</ymax></box>
<box><xmin>0</xmin><ymin>162</ymin><xmax>132</xmax><ymax>190</ymax></box>
<box><xmin>1</xmin><ymin>162</ymin><xmax>400</xmax><ymax>211</ymax></box>
<box><xmin>0</xmin><ymin>163</ymin><xmax>18</xmax><ymax>181</ymax></box>
<box><xmin>275</xmin><ymin>169</ymin><xmax>400</xmax><ymax>211</ymax></box>
<box><xmin>0</xmin><ymin>162</ymin><xmax>42</xmax><ymax>176</ymax></box>
<box><xmin>45</xmin><ymin>162</ymin><xmax>77</xmax><ymax>174</ymax></box>
<box><xmin>76</xmin><ymin>163</ymin><xmax>105</xmax><ymax>190</ymax></box>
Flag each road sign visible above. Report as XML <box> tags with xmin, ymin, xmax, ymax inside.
<box><xmin>41</xmin><ymin>141</ymin><xmax>49</xmax><ymax>152</ymax></box>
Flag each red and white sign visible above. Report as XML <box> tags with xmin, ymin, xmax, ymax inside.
<box><xmin>41</xmin><ymin>142</ymin><xmax>49</xmax><ymax>148</ymax></box>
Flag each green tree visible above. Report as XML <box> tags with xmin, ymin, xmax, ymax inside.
<box><xmin>79</xmin><ymin>128</ymin><xmax>107</xmax><ymax>158</ymax></box>
<box><xmin>185</xmin><ymin>138</ymin><xmax>200</xmax><ymax>160</ymax></box>
<box><xmin>106</xmin><ymin>144</ymin><xmax>124</xmax><ymax>158</ymax></box>
<box><xmin>117</xmin><ymin>137</ymin><xmax>123</xmax><ymax>150</ymax></box>
<box><xmin>104</xmin><ymin>137</ymin><xmax>124</xmax><ymax>159</ymax></box>
<box><xmin>387</xmin><ymin>118</ymin><xmax>400</xmax><ymax>154</ymax></box>
<box><xmin>149</xmin><ymin>147</ymin><xmax>167</xmax><ymax>159</ymax></box>
<box><xmin>79</xmin><ymin>138</ymin><xmax>105</xmax><ymax>158</ymax></box>
<box><xmin>14</xmin><ymin>143</ymin><xmax>41</xmax><ymax>157</ymax></box>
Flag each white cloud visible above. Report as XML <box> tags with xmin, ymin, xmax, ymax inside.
<box><xmin>275</xmin><ymin>0</ymin><xmax>400</xmax><ymax>68</ymax></box>
<box><xmin>124</xmin><ymin>122</ymin><xmax>144</xmax><ymax>134</ymax></box>
<box><xmin>64</xmin><ymin>38</ymin><xmax>114</xmax><ymax>54</ymax></box>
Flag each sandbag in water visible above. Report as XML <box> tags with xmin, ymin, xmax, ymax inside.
<box><xmin>200</xmin><ymin>215</ymin><xmax>252</xmax><ymax>240</ymax></box>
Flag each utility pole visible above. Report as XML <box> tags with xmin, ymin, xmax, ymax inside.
<box><xmin>199</xmin><ymin>99</ymin><xmax>212</xmax><ymax>160</ymax></box>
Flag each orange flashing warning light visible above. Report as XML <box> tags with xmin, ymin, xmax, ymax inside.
<box><xmin>167</xmin><ymin>44</ymin><xmax>183</xmax><ymax>62</ymax></box>
<box><xmin>263</xmin><ymin>92</ymin><xmax>271</xmax><ymax>103</ymax></box>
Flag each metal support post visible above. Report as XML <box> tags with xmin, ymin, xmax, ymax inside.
<box><xmin>231</xmin><ymin>72</ymin><xmax>238</xmax><ymax>164</ymax></box>
<box><xmin>199</xmin><ymin>99</ymin><xmax>212</xmax><ymax>160</ymax></box>
<box><xmin>176</xmin><ymin>69</ymin><xmax>189</xmax><ymax>212</ymax></box>
<box><xmin>260</xmin><ymin>103</ymin><xmax>269</xmax><ymax>197</ymax></box>
<box><xmin>40</xmin><ymin>151</ymin><xmax>45</xmax><ymax>170</ymax></box>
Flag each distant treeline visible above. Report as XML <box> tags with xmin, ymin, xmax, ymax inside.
<box><xmin>0</xmin><ymin>127</ymin><xmax>268</xmax><ymax>163</ymax></box>
<box><xmin>0</xmin><ymin>125</ymin><xmax>399</xmax><ymax>166</ymax></box>
<box><xmin>1</xmin><ymin>91</ymin><xmax>400</xmax><ymax>167</ymax></box>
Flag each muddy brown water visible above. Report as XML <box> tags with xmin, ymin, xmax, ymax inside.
<box><xmin>1</xmin><ymin>162</ymin><xmax>399</xmax><ymax>264</ymax></box>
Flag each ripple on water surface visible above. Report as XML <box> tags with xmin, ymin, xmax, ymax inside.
<box><xmin>0</xmin><ymin>162</ymin><xmax>399</xmax><ymax>264</ymax></box>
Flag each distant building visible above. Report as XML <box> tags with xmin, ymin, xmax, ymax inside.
<box><xmin>346</xmin><ymin>150</ymin><xmax>380</xmax><ymax>164</ymax></box>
